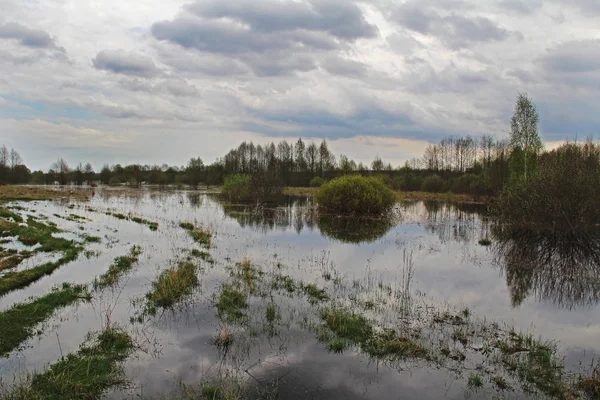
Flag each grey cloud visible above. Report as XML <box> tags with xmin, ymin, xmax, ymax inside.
<box><xmin>122</xmin><ymin>78</ymin><xmax>197</xmax><ymax>96</ymax></box>
<box><xmin>392</xmin><ymin>3</ymin><xmax>519</xmax><ymax>48</ymax></box>
<box><xmin>93</xmin><ymin>50</ymin><xmax>160</xmax><ymax>78</ymax></box>
<box><xmin>539</xmin><ymin>40</ymin><xmax>600</xmax><ymax>74</ymax></box>
<box><xmin>152</xmin><ymin>18</ymin><xmax>338</xmax><ymax>55</ymax></box>
<box><xmin>151</xmin><ymin>0</ymin><xmax>378</xmax><ymax>77</ymax></box>
<box><xmin>497</xmin><ymin>0</ymin><xmax>543</xmax><ymax>14</ymax></box>
<box><xmin>0</xmin><ymin>22</ymin><xmax>63</xmax><ymax>50</ymax></box>
<box><xmin>320</xmin><ymin>56</ymin><xmax>367</xmax><ymax>78</ymax></box>
<box><xmin>185</xmin><ymin>0</ymin><xmax>377</xmax><ymax>40</ymax></box>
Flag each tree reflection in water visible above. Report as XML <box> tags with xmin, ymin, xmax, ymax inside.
<box><xmin>493</xmin><ymin>226</ymin><xmax>600</xmax><ymax>309</ymax></box>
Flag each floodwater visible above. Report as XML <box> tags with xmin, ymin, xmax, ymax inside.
<box><xmin>0</xmin><ymin>188</ymin><xmax>599</xmax><ymax>399</ymax></box>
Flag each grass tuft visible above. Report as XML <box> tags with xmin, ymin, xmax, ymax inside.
<box><xmin>145</xmin><ymin>261</ymin><xmax>199</xmax><ymax>312</ymax></box>
<box><xmin>215</xmin><ymin>284</ymin><xmax>248</xmax><ymax>322</ymax></box>
<box><xmin>93</xmin><ymin>246</ymin><xmax>142</xmax><ymax>290</ymax></box>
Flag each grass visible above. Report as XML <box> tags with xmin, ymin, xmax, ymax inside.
<box><xmin>478</xmin><ymin>238</ymin><xmax>492</xmax><ymax>246</ymax></box>
<box><xmin>190</xmin><ymin>249</ymin><xmax>214</xmax><ymax>263</ymax></box>
<box><xmin>265</xmin><ymin>303</ymin><xmax>279</xmax><ymax>323</ymax></box>
<box><xmin>0</xmin><ymin>186</ymin><xmax>90</xmax><ymax>201</ymax></box>
<box><xmin>0</xmin><ymin>247</ymin><xmax>81</xmax><ymax>296</ymax></box>
<box><xmin>213</xmin><ymin>327</ymin><xmax>234</xmax><ymax>351</ymax></box>
<box><xmin>189</xmin><ymin>226</ymin><xmax>212</xmax><ymax>248</ymax></box>
<box><xmin>93</xmin><ymin>246</ymin><xmax>142</xmax><ymax>290</ymax></box>
<box><xmin>106</xmin><ymin>212</ymin><xmax>158</xmax><ymax>231</ymax></box>
<box><xmin>145</xmin><ymin>261</ymin><xmax>199</xmax><ymax>312</ymax></box>
<box><xmin>83</xmin><ymin>235</ymin><xmax>101</xmax><ymax>243</ymax></box>
<box><xmin>233</xmin><ymin>258</ymin><xmax>261</xmax><ymax>293</ymax></box>
<box><xmin>215</xmin><ymin>284</ymin><xmax>248</xmax><ymax>322</ymax></box>
<box><xmin>0</xmin><ymin>283</ymin><xmax>90</xmax><ymax>357</ymax></box>
<box><xmin>4</xmin><ymin>326</ymin><xmax>134</xmax><ymax>399</ymax></box>
<box><xmin>179</xmin><ymin>222</ymin><xmax>195</xmax><ymax>230</ymax></box>
<box><xmin>468</xmin><ymin>373</ymin><xmax>484</xmax><ymax>390</ymax></box>
<box><xmin>326</xmin><ymin>338</ymin><xmax>348</xmax><ymax>354</ymax></box>
<box><xmin>302</xmin><ymin>283</ymin><xmax>329</xmax><ymax>303</ymax></box>
<box><xmin>321</xmin><ymin>308</ymin><xmax>373</xmax><ymax>343</ymax></box>
<box><xmin>0</xmin><ymin>255</ymin><xmax>25</xmax><ymax>272</ymax></box>
<box><xmin>362</xmin><ymin>329</ymin><xmax>429</xmax><ymax>360</ymax></box>
<box><xmin>282</xmin><ymin>186</ymin><xmax>489</xmax><ymax>204</ymax></box>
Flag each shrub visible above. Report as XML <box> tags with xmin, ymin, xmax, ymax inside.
<box><xmin>222</xmin><ymin>174</ymin><xmax>252</xmax><ymax>201</ymax></box>
<box><xmin>315</xmin><ymin>175</ymin><xmax>395</xmax><ymax>215</ymax></box>
<box><xmin>421</xmin><ymin>174</ymin><xmax>445</xmax><ymax>193</ymax></box>
<box><xmin>310</xmin><ymin>176</ymin><xmax>325</xmax><ymax>187</ymax></box>
<box><xmin>222</xmin><ymin>172</ymin><xmax>282</xmax><ymax>203</ymax></box>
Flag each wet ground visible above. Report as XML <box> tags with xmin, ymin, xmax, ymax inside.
<box><xmin>0</xmin><ymin>188</ymin><xmax>598</xmax><ymax>399</ymax></box>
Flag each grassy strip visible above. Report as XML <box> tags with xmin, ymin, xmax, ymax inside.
<box><xmin>320</xmin><ymin>307</ymin><xmax>429</xmax><ymax>360</ymax></box>
<box><xmin>5</xmin><ymin>327</ymin><xmax>134</xmax><ymax>399</ymax></box>
<box><xmin>0</xmin><ymin>255</ymin><xmax>25</xmax><ymax>272</ymax></box>
<box><xmin>0</xmin><ymin>283</ymin><xmax>90</xmax><ymax>357</ymax></box>
<box><xmin>0</xmin><ymin>186</ymin><xmax>90</xmax><ymax>201</ymax></box>
<box><xmin>282</xmin><ymin>186</ymin><xmax>489</xmax><ymax>204</ymax></box>
<box><xmin>144</xmin><ymin>261</ymin><xmax>199</xmax><ymax>315</ymax></box>
<box><xmin>93</xmin><ymin>246</ymin><xmax>142</xmax><ymax>290</ymax></box>
<box><xmin>0</xmin><ymin>247</ymin><xmax>81</xmax><ymax>297</ymax></box>
<box><xmin>105</xmin><ymin>212</ymin><xmax>158</xmax><ymax>231</ymax></box>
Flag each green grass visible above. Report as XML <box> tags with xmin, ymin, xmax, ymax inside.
<box><xmin>321</xmin><ymin>308</ymin><xmax>373</xmax><ymax>343</ymax></box>
<box><xmin>478</xmin><ymin>238</ymin><xmax>492</xmax><ymax>246</ymax></box>
<box><xmin>468</xmin><ymin>373</ymin><xmax>484</xmax><ymax>390</ymax></box>
<box><xmin>145</xmin><ymin>261</ymin><xmax>199</xmax><ymax>313</ymax></box>
<box><xmin>83</xmin><ymin>235</ymin><xmax>101</xmax><ymax>243</ymax></box>
<box><xmin>215</xmin><ymin>284</ymin><xmax>248</xmax><ymax>322</ymax></box>
<box><xmin>5</xmin><ymin>327</ymin><xmax>134</xmax><ymax>399</ymax></box>
<box><xmin>302</xmin><ymin>283</ymin><xmax>329</xmax><ymax>303</ymax></box>
<box><xmin>0</xmin><ymin>283</ymin><xmax>89</xmax><ymax>357</ymax></box>
<box><xmin>179</xmin><ymin>222</ymin><xmax>194</xmax><ymax>230</ymax></box>
<box><xmin>0</xmin><ymin>255</ymin><xmax>24</xmax><ymax>272</ymax></box>
<box><xmin>326</xmin><ymin>338</ymin><xmax>348</xmax><ymax>354</ymax></box>
<box><xmin>190</xmin><ymin>249</ymin><xmax>214</xmax><ymax>263</ymax></box>
<box><xmin>106</xmin><ymin>212</ymin><xmax>158</xmax><ymax>231</ymax></box>
<box><xmin>93</xmin><ymin>246</ymin><xmax>142</xmax><ymax>290</ymax></box>
<box><xmin>189</xmin><ymin>227</ymin><xmax>212</xmax><ymax>248</ymax></box>
<box><xmin>0</xmin><ymin>247</ymin><xmax>82</xmax><ymax>297</ymax></box>
<box><xmin>265</xmin><ymin>303</ymin><xmax>279</xmax><ymax>323</ymax></box>
<box><xmin>362</xmin><ymin>329</ymin><xmax>429</xmax><ymax>360</ymax></box>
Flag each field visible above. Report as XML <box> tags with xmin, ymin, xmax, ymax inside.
<box><xmin>0</xmin><ymin>186</ymin><xmax>597</xmax><ymax>399</ymax></box>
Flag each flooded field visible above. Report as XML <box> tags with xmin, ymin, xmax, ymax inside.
<box><xmin>0</xmin><ymin>188</ymin><xmax>599</xmax><ymax>399</ymax></box>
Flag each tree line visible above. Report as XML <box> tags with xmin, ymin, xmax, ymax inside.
<box><xmin>0</xmin><ymin>94</ymin><xmax>568</xmax><ymax>198</ymax></box>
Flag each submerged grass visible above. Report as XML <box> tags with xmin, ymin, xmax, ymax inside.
<box><xmin>215</xmin><ymin>284</ymin><xmax>248</xmax><ymax>322</ymax></box>
<box><xmin>0</xmin><ymin>186</ymin><xmax>90</xmax><ymax>201</ymax></box>
<box><xmin>145</xmin><ymin>261</ymin><xmax>199</xmax><ymax>313</ymax></box>
<box><xmin>105</xmin><ymin>212</ymin><xmax>159</xmax><ymax>231</ymax></box>
<box><xmin>0</xmin><ymin>255</ymin><xmax>25</xmax><ymax>272</ymax></box>
<box><xmin>189</xmin><ymin>227</ymin><xmax>212</xmax><ymax>248</ymax></box>
<box><xmin>93</xmin><ymin>246</ymin><xmax>142</xmax><ymax>290</ymax></box>
<box><xmin>4</xmin><ymin>326</ymin><xmax>134</xmax><ymax>400</ymax></box>
<box><xmin>0</xmin><ymin>283</ymin><xmax>90</xmax><ymax>357</ymax></box>
<box><xmin>0</xmin><ymin>247</ymin><xmax>81</xmax><ymax>297</ymax></box>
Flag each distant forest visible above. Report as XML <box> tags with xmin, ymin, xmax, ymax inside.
<box><xmin>0</xmin><ymin>134</ymin><xmax>522</xmax><ymax>197</ymax></box>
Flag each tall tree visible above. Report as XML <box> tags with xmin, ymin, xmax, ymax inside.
<box><xmin>186</xmin><ymin>157</ymin><xmax>205</xmax><ymax>188</ymax></box>
<box><xmin>510</xmin><ymin>93</ymin><xmax>542</xmax><ymax>180</ymax></box>
<box><xmin>306</xmin><ymin>142</ymin><xmax>317</xmax><ymax>174</ymax></box>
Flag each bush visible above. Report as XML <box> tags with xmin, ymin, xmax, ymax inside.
<box><xmin>310</xmin><ymin>176</ymin><xmax>325</xmax><ymax>187</ymax></box>
<box><xmin>315</xmin><ymin>175</ymin><xmax>396</xmax><ymax>215</ymax></box>
<box><xmin>222</xmin><ymin>174</ymin><xmax>252</xmax><ymax>201</ymax></box>
<box><xmin>421</xmin><ymin>174</ymin><xmax>444</xmax><ymax>193</ymax></box>
<box><xmin>222</xmin><ymin>172</ymin><xmax>282</xmax><ymax>203</ymax></box>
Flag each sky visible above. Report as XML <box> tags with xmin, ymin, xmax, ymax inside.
<box><xmin>0</xmin><ymin>0</ymin><xmax>599</xmax><ymax>171</ymax></box>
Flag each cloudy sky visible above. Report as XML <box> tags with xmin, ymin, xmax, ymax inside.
<box><xmin>0</xmin><ymin>0</ymin><xmax>598</xmax><ymax>170</ymax></box>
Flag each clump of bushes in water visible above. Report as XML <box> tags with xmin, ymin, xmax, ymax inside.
<box><xmin>222</xmin><ymin>172</ymin><xmax>282</xmax><ymax>203</ymax></box>
<box><xmin>496</xmin><ymin>141</ymin><xmax>600</xmax><ymax>233</ymax></box>
<box><xmin>314</xmin><ymin>175</ymin><xmax>395</xmax><ymax>215</ymax></box>
<box><xmin>310</xmin><ymin>176</ymin><xmax>325</xmax><ymax>187</ymax></box>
